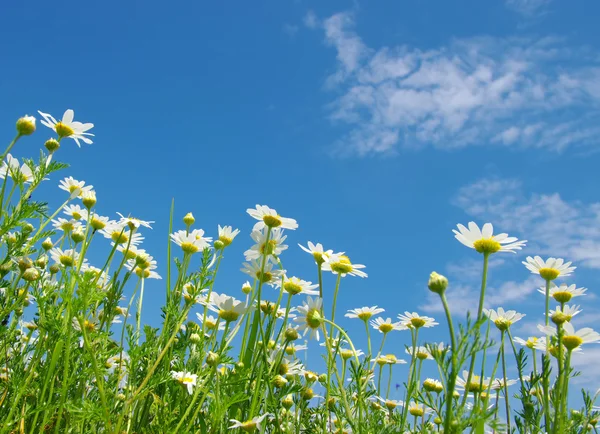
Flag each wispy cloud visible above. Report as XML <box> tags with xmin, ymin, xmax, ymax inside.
<box><xmin>308</xmin><ymin>11</ymin><xmax>600</xmax><ymax>156</ymax></box>
<box><xmin>505</xmin><ymin>0</ymin><xmax>552</xmax><ymax>17</ymax></box>
<box><xmin>453</xmin><ymin>178</ymin><xmax>600</xmax><ymax>269</ymax></box>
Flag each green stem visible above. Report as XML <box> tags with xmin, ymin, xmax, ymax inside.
<box><xmin>500</xmin><ymin>331</ymin><xmax>511</xmax><ymax>433</ymax></box>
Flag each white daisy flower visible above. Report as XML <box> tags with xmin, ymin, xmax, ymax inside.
<box><xmin>63</xmin><ymin>205</ymin><xmax>88</xmax><ymax>221</ymax></box>
<box><xmin>50</xmin><ymin>248</ymin><xmax>82</xmax><ymax>268</ymax></box>
<box><xmin>523</xmin><ymin>256</ymin><xmax>576</xmax><ymax>281</ymax></box>
<box><xmin>170</xmin><ymin>229</ymin><xmax>212</xmax><ymax>254</ymax></box>
<box><xmin>244</xmin><ymin>227</ymin><xmax>288</xmax><ymax>261</ymax></box>
<box><xmin>538</xmin><ymin>322</ymin><xmax>600</xmax><ymax>350</ymax></box>
<box><xmin>547</xmin><ymin>304</ymin><xmax>581</xmax><ymax>322</ymax></box>
<box><xmin>247</xmin><ymin>204</ymin><xmax>297</xmax><ymax>231</ymax></box>
<box><xmin>298</xmin><ymin>241</ymin><xmax>333</xmax><ymax>265</ymax></box>
<box><xmin>206</xmin><ymin>293</ymin><xmax>249</xmax><ymax>323</ymax></box>
<box><xmin>322</xmin><ymin>253</ymin><xmax>367</xmax><ymax>278</ymax></box>
<box><xmin>52</xmin><ymin>217</ymin><xmax>82</xmax><ymax>233</ymax></box>
<box><xmin>195</xmin><ymin>313</ymin><xmax>225</xmax><ymax>332</ymax></box>
<box><xmin>0</xmin><ymin>154</ymin><xmax>34</xmax><ymax>183</ymax></box>
<box><xmin>374</xmin><ymin>396</ymin><xmax>404</xmax><ymax>410</ymax></box>
<box><xmin>278</xmin><ymin>276</ymin><xmax>319</xmax><ymax>296</ymax></box>
<box><xmin>38</xmin><ymin>109</ymin><xmax>94</xmax><ymax>146</ymax></box>
<box><xmin>513</xmin><ymin>336</ymin><xmax>541</xmax><ymax>350</ymax></box>
<box><xmin>125</xmin><ymin>259</ymin><xmax>161</xmax><ymax>280</ymax></box>
<box><xmin>294</xmin><ymin>296</ymin><xmax>323</xmax><ymax>341</ymax></box>
<box><xmin>284</xmin><ymin>343</ymin><xmax>308</xmax><ymax>356</ymax></box>
<box><xmin>228</xmin><ymin>413</ymin><xmax>270</xmax><ymax>432</ymax></box>
<box><xmin>453</xmin><ymin>222</ymin><xmax>526</xmax><ymax>254</ymax></box>
<box><xmin>405</xmin><ymin>346</ymin><xmax>434</xmax><ymax>360</ymax></box>
<box><xmin>116</xmin><ymin>212</ymin><xmax>154</xmax><ymax>230</ymax></box>
<box><xmin>370</xmin><ymin>317</ymin><xmax>406</xmax><ymax>334</ymax></box>
<box><xmin>536</xmin><ymin>283</ymin><xmax>587</xmax><ymax>303</ymax></box>
<box><xmin>455</xmin><ymin>370</ymin><xmax>492</xmax><ymax>394</ymax></box>
<box><xmin>397</xmin><ymin>312</ymin><xmax>438</xmax><ymax>329</ymax></box>
<box><xmin>171</xmin><ymin>371</ymin><xmax>198</xmax><ymax>395</ymax></box>
<box><xmin>241</xmin><ymin>260</ymin><xmax>285</xmax><ymax>287</ymax></box>
<box><xmin>58</xmin><ymin>176</ymin><xmax>93</xmax><ymax>198</ymax></box>
<box><xmin>345</xmin><ymin>306</ymin><xmax>384</xmax><ymax>321</ymax></box>
<box><xmin>217</xmin><ymin>225</ymin><xmax>240</xmax><ymax>247</ymax></box>
<box><xmin>483</xmin><ymin>307</ymin><xmax>525</xmax><ymax>331</ymax></box>
<box><xmin>100</xmin><ymin>222</ymin><xmax>144</xmax><ymax>246</ymax></box>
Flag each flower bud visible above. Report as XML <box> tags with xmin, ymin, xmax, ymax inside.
<box><xmin>284</xmin><ymin>327</ymin><xmax>299</xmax><ymax>341</ymax></box>
<box><xmin>206</xmin><ymin>351</ymin><xmax>219</xmax><ymax>367</ymax></box>
<box><xmin>318</xmin><ymin>373</ymin><xmax>327</xmax><ymax>384</ymax></box>
<box><xmin>0</xmin><ymin>262</ymin><xmax>12</xmax><ymax>277</ymax></box>
<box><xmin>71</xmin><ymin>229</ymin><xmax>85</xmax><ymax>244</ymax></box>
<box><xmin>301</xmin><ymin>387</ymin><xmax>314</xmax><ymax>400</ymax></box>
<box><xmin>42</xmin><ymin>237</ymin><xmax>53</xmax><ymax>251</ymax></box>
<box><xmin>49</xmin><ymin>264</ymin><xmax>60</xmax><ymax>275</ymax></box>
<box><xmin>82</xmin><ymin>191</ymin><xmax>96</xmax><ymax>209</ymax></box>
<box><xmin>189</xmin><ymin>333</ymin><xmax>201</xmax><ymax>344</ymax></box>
<box><xmin>22</xmin><ymin>268</ymin><xmax>40</xmax><ymax>282</ymax></box>
<box><xmin>551</xmin><ymin>311</ymin><xmax>568</xmax><ymax>325</ymax></box>
<box><xmin>183</xmin><ymin>212</ymin><xmax>195</xmax><ymax>226</ymax></box>
<box><xmin>241</xmin><ymin>281</ymin><xmax>252</xmax><ymax>295</ymax></box>
<box><xmin>18</xmin><ymin>257</ymin><xmax>33</xmax><ymax>272</ymax></box>
<box><xmin>35</xmin><ymin>256</ymin><xmax>48</xmax><ymax>269</ymax></box>
<box><xmin>16</xmin><ymin>116</ymin><xmax>36</xmax><ymax>136</ymax></box>
<box><xmin>117</xmin><ymin>393</ymin><xmax>126</xmax><ymax>401</ymax></box>
<box><xmin>282</xmin><ymin>394</ymin><xmax>294</xmax><ymax>409</ymax></box>
<box><xmin>22</xmin><ymin>223</ymin><xmax>35</xmax><ymax>234</ymax></box>
<box><xmin>428</xmin><ymin>272</ymin><xmax>448</xmax><ymax>294</ymax></box>
<box><xmin>213</xmin><ymin>240</ymin><xmax>225</xmax><ymax>250</ymax></box>
<box><xmin>272</xmin><ymin>375</ymin><xmax>288</xmax><ymax>388</ymax></box>
<box><xmin>44</xmin><ymin>138</ymin><xmax>60</xmax><ymax>153</ymax></box>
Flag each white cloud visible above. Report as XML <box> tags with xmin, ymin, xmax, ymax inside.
<box><xmin>453</xmin><ymin>178</ymin><xmax>600</xmax><ymax>269</ymax></box>
<box><xmin>505</xmin><ymin>0</ymin><xmax>552</xmax><ymax>17</ymax></box>
<box><xmin>310</xmin><ymin>11</ymin><xmax>600</xmax><ymax>156</ymax></box>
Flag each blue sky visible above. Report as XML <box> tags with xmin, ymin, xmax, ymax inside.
<box><xmin>2</xmin><ymin>0</ymin><xmax>600</xmax><ymax>400</ymax></box>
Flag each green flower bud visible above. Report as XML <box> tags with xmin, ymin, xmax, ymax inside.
<box><xmin>428</xmin><ymin>272</ymin><xmax>448</xmax><ymax>294</ymax></box>
<box><xmin>16</xmin><ymin>116</ymin><xmax>36</xmax><ymax>136</ymax></box>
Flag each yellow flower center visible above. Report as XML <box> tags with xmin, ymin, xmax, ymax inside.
<box><xmin>539</xmin><ymin>268</ymin><xmax>560</xmax><ymax>281</ymax></box>
<box><xmin>410</xmin><ymin>318</ymin><xmax>426</xmax><ymax>328</ymax></box>
<box><xmin>357</xmin><ymin>312</ymin><xmax>373</xmax><ymax>321</ymax></box>
<box><xmin>378</xmin><ymin>323</ymin><xmax>393</xmax><ymax>333</ymax></box>
<box><xmin>306</xmin><ymin>308</ymin><xmax>322</xmax><ymax>329</ymax></box>
<box><xmin>283</xmin><ymin>281</ymin><xmax>303</xmax><ymax>295</ymax></box>
<box><xmin>255</xmin><ymin>270</ymin><xmax>273</xmax><ymax>284</ymax></box>
<box><xmin>562</xmin><ymin>335</ymin><xmax>583</xmax><ymax>351</ymax></box>
<box><xmin>72</xmin><ymin>211</ymin><xmax>82</xmax><ymax>220</ymax></box>
<box><xmin>330</xmin><ymin>256</ymin><xmax>353</xmax><ymax>274</ymax></box>
<box><xmin>111</xmin><ymin>231</ymin><xmax>129</xmax><ymax>244</ymax></box>
<box><xmin>83</xmin><ymin>320</ymin><xmax>96</xmax><ymax>332</ymax></box>
<box><xmin>219</xmin><ymin>235</ymin><xmax>233</xmax><ymax>247</ymax></box>
<box><xmin>473</xmin><ymin>238</ymin><xmax>501</xmax><ymax>254</ymax></box>
<box><xmin>467</xmin><ymin>375</ymin><xmax>484</xmax><ymax>393</ymax></box>
<box><xmin>552</xmin><ymin>291</ymin><xmax>572</xmax><ymax>303</ymax></box>
<box><xmin>181</xmin><ymin>242</ymin><xmax>200</xmax><ymax>254</ymax></box>
<box><xmin>278</xmin><ymin>363</ymin><xmax>289</xmax><ymax>376</ymax></box>
<box><xmin>182</xmin><ymin>376</ymin><xmax>195</xmax><ymax>385</ymax></box>
<box><xmin>91</xmin><ymin>216</ymin><xmax>106</xmax><ymax>230</ymax></box>
<box><xmin>55</xmin><ymin>122</ymin><xmax>74</xmax><ymax>138</ymax></box>
<box><xmin>60</xmin><ymin>222</ymin><xmax>75</xmax><ymax>232</ymax></box>
<box><xmin>375</xmin><ymin>357</ymin><xmax>388</xmax><ymax>366</ymax></box>
<box><xmin>313</xmin><ymin>251</ymin><xmax>325</xmax><ymax>265</ymax></box>
<box><xmin>416</xmin><ymin>351</ymin><xmax>429</xmax><ymax>360</ymax></box>
<box><xmin>135</xmin><ymin>268</ymin><xmax>151</xmax><ymax>279</ymax></box>
<box><xmin>301</xmin><ymin>388</ymin><xmax>314</xmax><ymax>400</ymax></box>
<box><xmin>259</xmin><ymin>239</ymin><xmax>278</xmax><ymax>256</ymax></box>
<box><xmin>409</xmin><ymin>406</ymin><xmax>424</xmax><ymax>417</ymax></box>
<box><xmin>494</xmin><ymin>318</ymin><xmax>511</xmax><ymax>331</ymax></box>
<box><xmin>260</xmin><ymin>301</ymin><xmax>276</xmax><ymax>314</ymax></box>
<box><xmin>340</xmin><ymin>349</ymin><xmax>354</xmax><ymax>360</ymax></box>
<box><xmin>263</xmin><ymin>215</ymin><xmax>282</xmax><ymax>228</ymax></box>
<box><xmin>218</xmin><ymin>309</ymin><xmax>240</xmax><ymax>323</ymax></box>
<box><xmin>385</xmin><ymin>400</ymin><xmax>397</xmax><ymax>410</ymax></box>
<box><xmin>59</xmin><ymin>255</ymin><xmax>74</xmax><ymax>267</ymax></box>
<box><xmin>206</xmin><ymin>319</ymin><xmax>217</xmax><ymax>330</ymax></box>
<box><xmin>285</xmin><ymin>347</ymin><xmax>295</xmax><ymax>355</ymax></box>
<box><xmin>525</xmin><ymin>337</ymin><xmax>538</xmax><ymax>349</ymax></box>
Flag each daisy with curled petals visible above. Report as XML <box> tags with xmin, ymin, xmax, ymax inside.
<box><xmin>523</xmin><ymin>256</ymin><xmax>576</xmax><ymax>281</ymax></box>
<box><xmin>370</xmin><ymin>317</ymin><xmax>406</xmax><ymax>334</ymax></box>
<box><xmin>298</xmin><ymin>241</ymin><xmax>333</xmax><ymax>265</ymax></box>
<box><xmin>38</xmin><ymin>109</ymin><xmax>94</xmax><ymax>146</ymax></box>
<box><xmin>294</xmin><ymin>296</ymin><xmax>323</xmax><ymax>341</ymax></box>
<box><xmin>548</xmin><ymin>304</ymin><xmax>581</xmax><ymax>322</ymax></box>
<box><xmin>206</xmin><ymin>293</ymin><xmax>249</xmax><ymax>323</ymax></box>
<box><xmin>170</xmin><ymin>371</ymin><xmax>197</xmax><ymax>395</ymax></box>
<box><xmin>244</xmin><ymin>227</ymin><xmax>288</xmax><ymax>261</ymax></box>
<box><xmin>537</xmin><ymin>283</ymin><xmax>587</xmax><ymax>304</ymax></box>
<box><xmin>454</xmin><ymin>222</ymin><xmax>526</xmax><ymax>255</ymax></box>
<box><xmin>247</xmin><ymin>204</ymin><xmax>298</xmax><ymax>231</ymax></box>
<box><xmin>346</xmin><ymin>306</ymin><xmax>385</xmax><ymax>321</ymax></box>
<box><xmin>229</xmin><ymin>413</ymin><xmax>270</xmax><ymax>432</ymax></box>
<box><xmin>397</xmin><ymin>312</ymin><xmax>438</xmax><ymax>329</ymax></box>
<box><xmin>116</xmin><ymin>212</ymin><xmax>154</xmax><ymax>230</ymax></box>
<box><xmin>241</xmin><ymin>260</ymin><xmax>285</xmax><ymax>287</ymax></box>
<box><xmin>278</xmin><ymin>276</ymin><xmax>319</xmax><ymax>296</ymax></box>
<box><xmin>217</xmin><ymin>225</ymin><xmax>240</xmax><ymax>248</ymax></box>
<box><xmin>170</xmin><ymin>229</ymin><xmax>212</xmax><ymax>254</ymax></box>
<box><xmin>483</xmin><ymin>307</ymin><xmax>525</xmax><ymax>331</ymax></box>
<box><xmin>322</xmin><ymin>253</ymin><xmax>367</xmax><ymax>278</ymax></box>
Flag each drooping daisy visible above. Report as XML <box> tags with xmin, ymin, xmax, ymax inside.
<box><xmin>483</xmin><ymin>307</ymin><xmax>525</xmax><ymax>331</ymax></box>
<box><xmin>170</xmin><ymin>229</ymin><xmax>212</xmax><ymax>254</ymax></box>
<box><xmin>116</xmin><ymin>212</ymin><xmax>154</xmax><ymax>230</ymax></box>
<box><xmin>523</xmin><ymin>256</ymin><xmax>576</xmax><ymax>281</ymax></box>
<box><xmin>453</xmin><ymin>222</ymin><xmax>526</xmax><ymax>254</ymax></box>
<box><xmin>538</xmin><ymin>322</ymin><xmax>600</xmax><ymax>350</ymax></box>
<box><xmin>171</xmin><ymin>371</ymin><xmax>198</xmax><ymax>395</ymax></box>
<box><xmin>294</xmin><ymin>296</ymin><xmax>323</xmax><ymax>341</ymax></box>
<box><xmin>0</xmin><ymin>154</ymin><xmax>34</xmax><ymax>183</ymax></box>
<box><xmin>58</xmin><ymin>177</ymin><xmax>93</xmax><ymax>197</ymax></box>
<box><xmin>207</xmin><ymin>293</ymin><xmax>249</xmax><ymax>323</ymax></box>
<box><xmin>537</xmin><ymin>283</ymin><xmax>587</xmax><ymax>304</ymax></box>
<box><xmin>229</xmin><ymin>413</ymin><xmax>270</xmax><ymax>432</ymax></box>
<box><xmin>346</xmin><ymin>306</ymin><xmax>385</xmax><ymax>321</ymax></box>
<box><xmin>247</xmin><ymin>205</ymin><xmax>298</xmax><ymax>231</ymax></box>
<box><xmin>406</xmin><ymin>402</ymin><xmax>431</xmax><ymax>417</ymax></box>
<box><xmin>38</xmin><ymin>109</ymin><xmax>94</xmax><ymax>146</ymax></box>
<box><xmin>217</xmin><ymin>225</ymin><xmax>240</xmax><ymax>247</ymax></box>
<box><xmin>241</xmin><ymin>260</ymin><xmax>285</xmax><ymax>287</ymax></box>
<box><xmin>278</xmin><ymin>276</ymin><xmax>319</xmax><ymax>296</ymax></box>
<box><xmin>370</xmin><ymin>317</ymin><xmax>406</xmax><ymax>334</ymax></box>
<box><xmin>322</xmin><ymin>253</ymin><xmax>367</xmax><ymax>278</ymax></box>
<box><xmin>298</xmin><ymin>241</ymin><xmax>333</xmax><ymax>265</ymax></box>
<box><xmin>397</xmin><ymin>312</ymin><xmax>438</xmax><ymax>329</ymax></box>
<box><xmin>244</xmin><ymin>227</ymin><xmax>288</xmax><ymax>260</ymax></box>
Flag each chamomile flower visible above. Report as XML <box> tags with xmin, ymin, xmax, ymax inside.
<box><xmin>538</xmin><ymin>322</ymin><xmax>600</xmax><ymax>350</ymax></box>
<box><xmin>537</xmin><ymin>283</ymin><xmax>587</xmax><ymax>304</ymax></box>
<box><xmin>125</xmin><ymin>259</ymin><xmax>161</xmax><ymax>279</ymax></box>
<box><xmin>217</xmin><ymin>225</ymin><xmax>240</xmax><ymax>247</ymax></box>
<box><xmin>455</xmin><ymin>370</ymin><xmax>491</xmax><ymax>394</ymax></box>
<box><xmin>100</xmin><ymin>222</ymin><xmax>144</xmax><ymax>246</ymax></box>
<box><xmin>244</xmin><ymin>227</ymin><xmax>288</xmax><ymax>260</ymax></box>
<box><xmin>116</xmin><ymin>212</ymin><xmax>154</xmax><ymax>230</ymax></box>
<box><xmin>346</xmin><ymin>306</ymin><xmax>385</xmax><ymax>321</ymax></box>
<box><xmin>195</xmin><ymin>313</ymin><xmax>225</xmax><ymax>332</ymax></box>
<box><xmin>278</xmin><ymin>276</ymin><xmax>319</xmax><ymax>296</ymax></box>
<box><xmin>59</xmin><ymin>177</ymin><xmax>93</xmax><ymax>197</ymax></box>
<box><xmin>38</xmin><ymin>109</ymin><xmax>94</xmax><ymax>146</ymax></box>
<box><xmin>453</xmin><ymin>222</ymin><xmax>526</xmax><ymax>254</ymax></box>
<box><xmin>374</xmin><ymin>396</ymin><xmax>404</xmax><ymax>411</ymax></box>
<box><xmin>241</xmin><ymin>260</ymin><xmax>285</xmax><ymax>287</ymax></box>
<box><xmin>63</xmin><ymin>205</ymin><xmax>87</xmax><ymax>221</ymax></box>
<box><xmin>405</xmin><ymin>346</ymin><xmax>434</xmax><ymax>360</ymax></box>
<box><xmin>294</xmin><ymin>296</ymin><xmax>323</xmax><ymax>341</ymax></box>
<box><xmin>322</xmin><ymin>253</ymin><xmax>367</xmax><ymax>278</ymax></box>
<box><xmin>171</xmin><ymin>371</ymin><xmax>197</xmax><ymax>395</ymax></box>
<box><xmin>523</xmin><ymin>256</ymin><xmax>576</xmax><ymax>281</ymax></box>
<box><xmin>0</xmin><ymin>154</ymin><xmax>34</xmax><ymax>183</ymax></box>
<box><xmin>513</xmin><ymin>336</ymin><xmax>541</xmax><ymax>350</ymax></box>
<box><xmin>483</xmin><ymin>307</ymin><xmax>525</xmax><ymax>331</ymax></box>
<box><xmin>228</xmin><ymin>413</ymin><xmax>270</xmax><ymax>432</ymax></box>
<box><xmin>548</xmin><ymin>304</ymin><xmax>581</xmax><ymax>322</ymax></box>
<box><xmin>370</xmin><ymin>317</ymin><xmax>406</xmax><ymax>334</ymax></box>
<box><xmin>52</xmin><ymin>217</ymin><xmax>82</xmax><ymax>233</ymax></box>
<box><xmin>207</xmin><ymin>293</ymin><xmax>249</xmax><ymax>323</ymax></box>
<box><xmin>50</xmin><ymin>248</ymin><xmax>82</xmax><ymax>268</ymax></box>
<box><xmin>298</xmin><ymin>241</ymin><xmax>333</xmax><ymax>265</ymax></box>
<box><xmin>170</xmin><ymin>229</ymin><xmax>212</xmax><ymax>254</ymax></box>
<box><xmin>397</xmin><ymin>312</ymin><xmax>438</xmax><ymax>329</ymax></box>
<box><xmin>491</xmin><ymin>378</ymin><xmax>518</xmax><ymax>390</ymax></box>
<box><xmin>247</xmin><ymin>205</ymin><xmax>298</xmax><ymax>231</ymax></box>
<box><xmin>284</xmin><ymin>343</ymin><xmax>308</xmax><ymax>356</ymax></box>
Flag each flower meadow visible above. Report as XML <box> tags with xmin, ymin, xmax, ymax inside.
<box><xmin>1</xmin><ymin>111</ymin><xmax>600</xmax><ymax>434</ymax></box>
